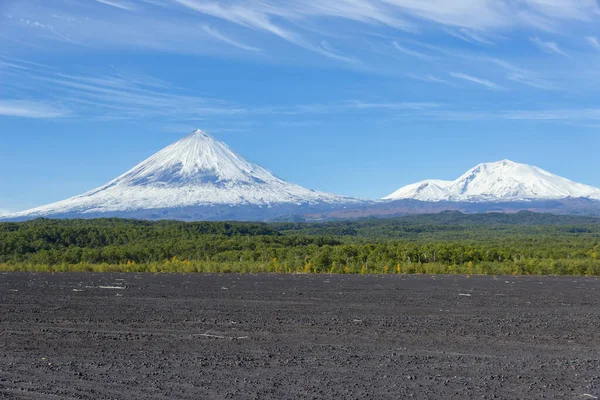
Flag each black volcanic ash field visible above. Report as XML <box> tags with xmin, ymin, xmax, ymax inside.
<box><xmin>1</xmin><ymin>273</ymin><xmax>600</xmax><ymax>399</ymax></box>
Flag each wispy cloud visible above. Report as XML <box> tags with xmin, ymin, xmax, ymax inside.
<box><xmin>172</xmin><ymin>0</ymin><xmax>299</xmax><ymax>44</ymax></box>
<box><xmin>587</xmin><ymin>36</ymin><xmax>600</xmax><ymax>51</ymax></box>
<box><xmin>252</xmin><ymin>101</ymin><xmax>442</xmax><ymax>116</ymax></box>
<box><xmin>0</xmin><ymin>209</ymin><xmax>12</xmax><ymax>217</ymax></box>
<box><xmin>446</xmin><ymin>28</ymin><xmax>496</xmax><ymax>45</ymax></box>
<box><xmin>1</xmin><ymin>59</ymin><xmax>245</xmax><ymax>120</ymax></box>
<box><xmin>502</xmin><ymin>108</ymin><xmax>600</xmax><ymax>121</ymax></box>
<box><xmin>173</xmin><ymin>0</ymin><xmax>361</xmax><ymax>62</ymax></box>
<box><xmin>202</xmin><ymin>25</ymin><xmax>262</xmax><ymax>52</ymax></box>
<box><xmin>17</xmin><ymin>17</ymin><xmax>76</xmax><ymax>44</ymax></box>
<box><xmin>3</xmin><ymin>5</ymin><xmax>262</xmax><ymax>56</ymax></box>
<box><xmin>4</xmin><ymin>0</ymin><xmax>600</xmax><ymax>128</ymax></box>
<box><xmin>5</xmin><ymin>0</ymin><xmax>599</xmax><ymax>64</ymax></box>
<box><xmin>4</xmin><ymin>55</ymin><xmax>600</xmax><ymax>130</ymax></box>
<box><xmin>490</xmin><ymin>58</ymin><xmax>557</xmax><ymax>90</ymax></box>
<box><xmin>507</xmin><ymin>72</ymin><xmax>557</xmax><ymax>90</ymax></box>
<box><xmin>317</xmin><ymin>40</ymin><xmax>359</xmax><ymax>64</ymax></box>
<box><xmin>407</xmin><ymin>74</ymin><xmax>455</xmax><ymax>86</ymax></box>
<box><xmin>450</xmin><ymin>72</ymin><xmax>505</xmax><ymax>91</ymax></box>
<box><xmin>392</xmin><ymin>42</ymin><xmax>432</xmax><ymax>60</ymax></box>
<box><xmin>423</xmin><ymin>107</ymin><xmax>600</xmax><ymax>123</ymax></box>
<box><xmin>530</xmin><ymin>36</ymin><xmax>570</xmax><ymax>58</ymax></box>
<box><xmin>0</xmin><ymin>100</ymin><xmax>68</xmax><ymax>118</ymax></box>
<box><xmin>95</xmin><ymin>0</ymin><xmax>136</xmax><ymax>11</ymax></box>
<box><xmin>519</xmin><ymin>0</ymin><xmax>599</xmax><ymax>21</ymax></box>
<box><xmin>0</xmin><ymin>58</ymin><xmax>441</xmax><ymax>120</ymax></box>
<box><xmin>347</xmin><ymin>101</ymin><xmax>441</xmax><ymax>111</ymax></box>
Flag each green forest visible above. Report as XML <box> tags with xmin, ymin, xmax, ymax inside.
<box><xmin>1</xmin><ymin>211</ymin><xmax>600</xmax><ymax>275</ymax></box>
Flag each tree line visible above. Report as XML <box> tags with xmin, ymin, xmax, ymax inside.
<box><xmin>1</xmin><ymin>214</ymin><xmax>599</xmax><ymax>275</ymax></box>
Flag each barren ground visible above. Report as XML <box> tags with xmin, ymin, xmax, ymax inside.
<box><xmin>1</xmin><ymin>273</ymin><xmax>599</xmax><ymax>399</ymax></box>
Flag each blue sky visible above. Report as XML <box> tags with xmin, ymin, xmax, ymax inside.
<box><xmin>2</xmin><ymin>0</ymin><xmax>600</xmax><ymax>213</ymax></box>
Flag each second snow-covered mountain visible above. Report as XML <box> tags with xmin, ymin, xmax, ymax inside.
<box><xmin>384</xmin><ymin>160</ymin><xmax>600</xmax><ymax>202</ymax></box>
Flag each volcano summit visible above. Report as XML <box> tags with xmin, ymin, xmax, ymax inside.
<box><xmin>9</xmin><ymin>130</ymin><xmax>358</xmax><ymax>221</ymax></box>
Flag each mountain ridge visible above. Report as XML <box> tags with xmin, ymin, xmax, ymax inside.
<box><xmin>384</xmin><ymin>159</ymin><xmax>600</xmax><ymax>203</ymax></box>
<box><xmin>3</xmin><ymin>132</ymin><xmax>600</xmax><ymax>222</ymax></box>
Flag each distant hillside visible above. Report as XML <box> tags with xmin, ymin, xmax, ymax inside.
<box><xmin>272</xmin><ymin>211</ymin><xmax>600</xmax><ymax>239</ymax></box>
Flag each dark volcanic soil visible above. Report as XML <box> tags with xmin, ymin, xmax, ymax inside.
<box><xmin>1</xmin><ymin>273</ymin><xmax>600</xmax><ymax>399</ymax></box>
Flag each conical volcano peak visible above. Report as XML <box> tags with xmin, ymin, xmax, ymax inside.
<box><xmin>188</xmin><ymin>129</ymin><xmax>212</xmax><ymax>139</ymax></box>
<box><xmin>7</xmin><ymin>130</ymin><xmax>355</xmax><ymax>221</ymax></box>
<box><xmin>178</xmin><ymin>129</ymin><xmax>219</xmax><ymax>147</ymax></box>
<box><xmin>120</xmin><ymin>129</ymin><xmax>272</xmax><ymax>186</ymax></box>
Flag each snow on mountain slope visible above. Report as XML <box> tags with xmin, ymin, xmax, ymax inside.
<box><xmin>384</xmin><ymin>179</ymin><xmax>453</xmax><ymax>202</ymax></box>
<box><xmin>10</xmin><ymin>130</ymin><xmax>356</xmax><ymax>219</ymax></box>
<box><xmin>384</xmin><ymin>160</ymin><xmax>600</xmax><ymax>202</ymax></box>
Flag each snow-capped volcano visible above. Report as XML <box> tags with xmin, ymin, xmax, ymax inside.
<box><xmin>9</xmin><ymin>130</ymin><xmax>356</xmax><ymax>220</ymax></box>
<box><xmin>384</xmin><ymin>160</ymin><xmax>600</xmax><ymax>203</ymax></box>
